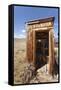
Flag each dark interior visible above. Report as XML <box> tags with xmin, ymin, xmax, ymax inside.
<box><xmin>35</xmin><ymin>31</ymin><xmax>49</xmax><ymax>70</ymax></box>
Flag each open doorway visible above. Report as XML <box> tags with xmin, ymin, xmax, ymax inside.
<box><xmin>35</xmin><ymin>31</ymin><xmax>49</xmax><ymax>70</ymax></box>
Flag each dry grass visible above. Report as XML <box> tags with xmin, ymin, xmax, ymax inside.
<box><xmin>14</xmin><ymin>38</ymin><xmax>58</xmax><ymax>84</ymax></box>
<box><xmin>14</xmin><ymin>38</ymin><xmax>28</xmax><ymax>84</ymax></box>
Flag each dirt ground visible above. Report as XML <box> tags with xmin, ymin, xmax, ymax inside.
<box><xmin>14</xmin><ymin>38</ymin><xmax>59</xmax><ymax>84</ymax></box>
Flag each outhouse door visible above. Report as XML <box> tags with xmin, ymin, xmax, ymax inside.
<box><xmin>34</xmin><ymin>30</ymin><xmax>49</xmax><ymax>70</ymax></box>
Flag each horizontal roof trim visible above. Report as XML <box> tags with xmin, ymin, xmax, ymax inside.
<box><xmin>26</xmin><ymin>17</ymin><xmax>55</xmax><ymax>25</ymax></box>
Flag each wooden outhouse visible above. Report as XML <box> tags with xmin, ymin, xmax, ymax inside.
<box><xmin>26</xmin><ymin>17</ymin><xmax>55</xmax><ymax>75</ymax></box>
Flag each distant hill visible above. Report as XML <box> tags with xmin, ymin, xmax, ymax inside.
<box><xmin>14</xmin><ymin>38</ymin><xmax>26</xmax><ymax>41</ymax></box>
<box><xmin>14</xmin><ymin>38</ymin><xmax>58</xmax><ymax>47</ymax></box>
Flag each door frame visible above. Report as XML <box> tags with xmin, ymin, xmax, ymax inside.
<box><xmin>33</xmin><ymin>29</ymin><xmax>50</xmax><ymax>67</ymax></box>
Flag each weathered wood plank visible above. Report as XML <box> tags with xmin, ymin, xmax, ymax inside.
<box><xmin>26</xmin><ymin>17</ymin><xmax>54</xmax><ymax>75</ymax></box>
